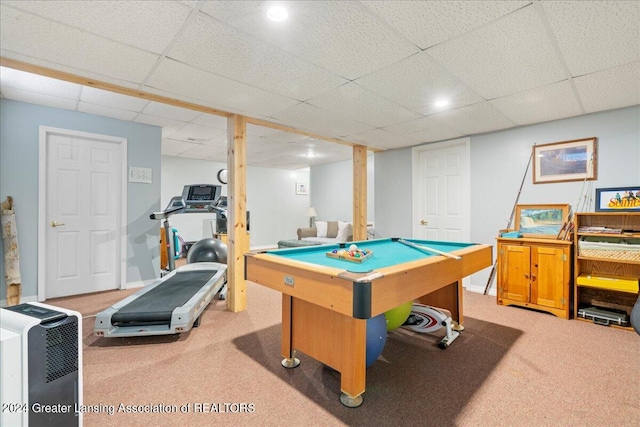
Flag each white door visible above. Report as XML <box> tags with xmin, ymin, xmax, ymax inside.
<box><xmin>39</xmin><ymin>127</ymin><xmax>126</xmax><ymax>299</ymax></box>
<box><xmin>412</xmin><ymin>138</ymin><xmax>470</xmax><ymax>242</ymax></box>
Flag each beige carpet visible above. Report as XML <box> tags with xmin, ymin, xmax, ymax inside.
<box><xmin>47</xmin><ymin>281</ymin><xmax>640</xmax><ymax>427</ymax></box>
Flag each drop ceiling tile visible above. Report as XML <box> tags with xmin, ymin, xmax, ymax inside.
<box><xmin>405</xmin><ymin>125</ymin><xmax>465</xmax><ymax>145</ymax></box>
<box><xmin>190</xmin><ymin>114</ymin><xmax>228</xmax><ymax>130</ymax></box>
<box><xmin>77</xmin><ymin>102</ymin><xmax>138</xmax><ymax>121</ymax></box>
<box><xmin>428</xmin><ymin>5</ymin><xmax>566</xmax><ymax>99</ymax></box>
<box><xmin>134</xmin><ymin>114</ymin><xmax>185</xmax><ymax>139</ymax></box>
<box><xmin>270</xmin><ymin>102</ymin><xmax>374</xmax><ymax>139</ymax></box>
<box><xmin>143</xmin><ymin>101</ymin><xmax>202</xmax><ymax>122</ymax></box>
<box><xmin>247</xmin><ymin>124</ymin><xmax>279</xmax><ymax>139</ymax></box>
<box><xmin>429</xmin><ymin>102</ymin><xmax>516</xmax><ymax>135</ymax></box>
<box><xmin>0</xmin><ymin>67</ymin><xmax>80</xmax><ymax>99</ymax></box>
<box><xmin>247</xmin><ymin>138</ymin><xmax>290</xmax><ymax>154</ymax></box>
<box><xmin>169</xmin><ymin>123</ymin><xmax>226</xmax><ymax>144</ymax></box>
<box><xmin>0</xmin><ymin>6</ymin><xmax>159</xmax><ymax>84</ymax></box>
<box><xmin>307</xmin><ymin>83</ymin><xmax>421</xmax><ymax>128</ymax></box>
<box><xmin>168</xmin><ymin>14</ymin><xmax>347</xmax><ymax>101</ymax></box>
<box><xmin>542</xmin><ymin>1</ymin><xmax>640</xmax><ymax>76</ymax></box>
<box><xmin>574</xmin><ymin>62</ymin><xmax>640</xmax><ymax>114</ymax></box>
<box><xmin>178</xmin><ymin>144</ymin><xmax>225</xmax><ymax>159</ymax></box>
<box><xmin>205</xmin><ymin>152</ymin><xmax>228</xmax><ymax>163</ymax></box>
<box><xmin>146</xmin><ymin>59</ymin><xmax>300</xmax><ymax>117</ymax></box>
<box><xmin>490</xmin><ymin>81</ymin><xmax>583</xmax><ymax>125</ymax></box>
<box><xmin>363</xmin><ymin>1</ymin><xmax>529</xmax><ymax>49</ymax></box>
<box><xmin>80</xmin><ymin>86</ymin><xmax>148</xmax><ymax>112</ymax></box>
<box><xmin>201</xmin><ymin>1</ymin><xmax>419</xmax><ymax>80</ymax></box>
<box><xmin>290</xmin><ymin>138</ymin><xmax>353</xmax><ymax>154</ymax></box>
<box><xmin>383</xmin><ymin>116</ymin><xmax>442</xmax><ymax>136</ymax></box>
<box><xmin>0</xmin><ymin>86</ymin><xmax>77</xmax><ymax>111</ymax></box>
<box><xmin>356</xmin><ymin>52</ymin><xmax>484</xmax><ymax>116</ymax></box>
<box><xmin>3</xmin><ymin>0</ymin><xmax>192</xmax><ymax>54</ymax></box>
<box><xmin>161</xmin><ymin>138</ymin><xmax>197</xmax><ymax>155</ymax></box>
<box><xmin>347</xmin><ymin>129</ymin><xmax>421</xmax><ymax>150</ymax></box>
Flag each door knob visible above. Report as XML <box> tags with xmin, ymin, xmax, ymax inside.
<box><xmin>50</xmin><ymin>221</ymin><xmax>66</xmax><ymax>227</ymax></box>
<box><xmin>420</xmin><ymin>220</ymin><xmax>428</xmax><ymax>225</ymax></box>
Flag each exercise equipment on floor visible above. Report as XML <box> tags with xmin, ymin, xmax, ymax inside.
<box><xmin>94</xmin><ymin>185</ymin><xmax>227</xmax><ymax>338</ymax></box>
<box><xmin>366</xmin><ymin>314</ymin><xmax>387</xmax><ymax>367</ymax></box>
<box><xmin>402</xmin><ymin>303</ymin><xmax>460</xmax><ymax>349</ymax></box>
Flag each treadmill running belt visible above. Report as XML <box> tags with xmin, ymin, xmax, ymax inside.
<box><xmin>111</xmin><ymin>270</ymin><xmax>217</xmax><ymax>325</ymax></box>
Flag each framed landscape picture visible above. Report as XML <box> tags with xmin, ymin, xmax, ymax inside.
<box><xmin>595</xmin><ymin>187</ymin><xmax>640</xmax><ymax>212</ymax></box>
<box><xmin>533</xmin><ymin>137</ymin><xmax>597</xmax><ymax>184</ymax></box>
<box><xmin>515</xmin><ymin>204</ymin><xmax>569</xmax><ymax>239</ymax></box>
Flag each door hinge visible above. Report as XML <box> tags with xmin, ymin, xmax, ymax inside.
<box><xmin>560</xmin><ymin>297</ymin><xmax>567</xmax><ymax>306</ymax></box>
<box><xmin>562</xmin><ymin>254</ymin><xmax>567</xmax><ymax>262</ymax></box>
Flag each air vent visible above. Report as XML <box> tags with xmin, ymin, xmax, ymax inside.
<box><xmin>45</xmin><ymin>322</ymin><xmax>78</xmax><ymax>383</ymax></box>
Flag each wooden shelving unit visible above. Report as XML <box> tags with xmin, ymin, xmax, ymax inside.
<box><xmin>574</xmin><ymin>212</ymin><xmax>640</xmax><ymax>330</ymax></box>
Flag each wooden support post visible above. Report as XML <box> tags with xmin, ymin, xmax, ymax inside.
<box><xmin>227</xmin><ymin>115</ymin><xmax>248</xmax><ymax>312</ymax></box>
<box><xmin>353</xmin><ymin>146</ymin><xmax>368</xmax><ymax>241</ymax></box>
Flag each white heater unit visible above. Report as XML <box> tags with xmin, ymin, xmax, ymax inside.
<box><xmin>0</xmin><ymin>302</ymin><xmax>83</xmax><ymax>427</ymax></box>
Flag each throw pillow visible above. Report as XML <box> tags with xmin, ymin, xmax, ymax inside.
<box><xmin>327</xmin><ymin>221</ymin><xmax>339</xmax><ymax>238</ymax></box>
<box><xmin>336</xmin><ymin>221</ymin><xmax>352</xmax><ymax>242</ymax></box>
<box><xmin>315</xmin><ymin>221</ymin><xmax>328</xmax><ymax>238</ymax></box>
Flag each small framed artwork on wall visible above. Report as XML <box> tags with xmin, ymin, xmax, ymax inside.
<box><xmin>532</xmin><ymin>137</ymin><xmax>597</xmax><ymax>184</ymax></box>
<box><xmin>296</xmin><ymin>183</ymin><xmax>309</xmax><ymax>195</ymax></box>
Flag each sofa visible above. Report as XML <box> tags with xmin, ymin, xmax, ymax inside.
<box><xmin>277</xmin><ymin>221</ymin><xmax>376</xmax><ymax>248</ymax></box>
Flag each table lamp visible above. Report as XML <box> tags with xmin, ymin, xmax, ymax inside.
<box><xmin>306</xmin><ymin>206</ymin><xmax>317</xmax><ymax>227</ymax></box>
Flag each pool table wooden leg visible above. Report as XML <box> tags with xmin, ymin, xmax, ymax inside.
<box><xmin>280</xmin><ymin>296</ymin><xmax>367</xmax><ymax>406</ymax></box>
<box><xmin>338</xmin><ymin>316</ymin><xmax>366</xmax><ymax>407</ymax></box>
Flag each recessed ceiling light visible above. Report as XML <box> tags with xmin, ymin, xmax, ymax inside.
<box><xmin>434</xmin><ymin>99</ymin><xmax>449</xmax><ymax>108</ymax></box>
<box><xmin>267</xmin><ymin>5</ymin><xmax>289</xmax><ymax>22</ymax></box>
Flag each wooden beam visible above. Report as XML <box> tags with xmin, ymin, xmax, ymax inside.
<box><xmin>0</xmin><ymin>57</ymin><xmax>232</xmax><ymax>118</ymax></box>
<box><xmin>227</xmin><ymin>115</ymin><xmax>248</xmax><ymax>312</ymax></box>
<box><xmin>353</xmin><ymin>145</ymin><xmax>368</xmax><ymax>241</ymax></box>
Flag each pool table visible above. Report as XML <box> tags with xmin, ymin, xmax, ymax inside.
<box><xmin>244</xmin><ymin>237</ymin><xmax>492</xmax><ymax>407</ymax></box>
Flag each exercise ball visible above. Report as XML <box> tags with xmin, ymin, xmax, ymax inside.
<box><xmin>366</xmin><ymin>314</ymin><xmax>387</xmax><ymax>367</ymax></box>
<box><xmin>384</xmin><ymin>300</ymin><xmax>413</xmax><ymax>331</ymax></box>
<box><xmin>186</xmin><ymin>238</ymin><xmax>227</xmax><ymax>264</ymax></box>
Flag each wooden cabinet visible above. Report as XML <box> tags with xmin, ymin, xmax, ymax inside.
<box><xmin>496</xmin><ymin>237</ymin><xmax>573</xmax><ymax>319</ymax></box>
<box><xmin>574</xmin><ymin>213</ymin><xmax>640</xmax><ymax>330</ymax></box>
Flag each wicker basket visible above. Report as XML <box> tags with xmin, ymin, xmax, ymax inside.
<box><xmin>578</xmin><ymin>239</ymin><xmax>640</xmax><ymax>262</ymax></box>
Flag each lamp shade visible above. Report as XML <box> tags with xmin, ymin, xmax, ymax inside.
<box><xmin>306</xmin><ymin>206</ymin><xmax>317</xmax><ymax>217</ymax></box>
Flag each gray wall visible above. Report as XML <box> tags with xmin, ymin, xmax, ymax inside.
<box><xmin>0</xmin><ymin>99</ymin><xmax>162</xmax><ymax>301</ymax></box>
<box><xmin>374</xmin><ymin>105</ymin><xmax>640</xmax><ymax>293</ymax></box>
<box><xmin>161</xmin><ymin>156</ymin><xmax>311</xmax><ymax>248</ymax></box>
<box><xmin>310</xmin><ymin>155</ymin><xmax>375</xmax><ymax>224</ymax></box>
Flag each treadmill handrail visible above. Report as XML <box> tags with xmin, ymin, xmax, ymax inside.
<box><xmin>150</xmin><ymin>204</ymin><xmax>185</xmax><ymax>220</ymax></box>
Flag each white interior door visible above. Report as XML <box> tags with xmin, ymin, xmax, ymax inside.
<box><xmin>39</xmin><ymin>127</ymin><xmax>127</xmax><ymax>299</ymax></box>
<box><xmin>412</xmin><ymin>138</ymin><xmax>470</xmax><ymax>242</ymax></box>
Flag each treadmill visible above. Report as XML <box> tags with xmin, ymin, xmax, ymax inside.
<box><xmin>94</xmin><ymin>262</ymin><xmax>226</xmax><ymax>337</ymax></box>
<box><xmin>94</xmin><ymin>185</ymin><xmax>226</xmax><ymax>338</ymax></box>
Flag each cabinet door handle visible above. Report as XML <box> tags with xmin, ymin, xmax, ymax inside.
<box><xmin>531</xmin><ymin>274</ymin><xmax>536</xmax><ymax>281</ymax></box>
<box><xmin>524</xmin><ymin>273</ymin><xmax>529</xmax><ymax>279</ymax></box>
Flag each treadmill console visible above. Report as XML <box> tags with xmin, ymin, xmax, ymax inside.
<box><xmin>181</xmin><ymin>184</ymin><xmax>222</xmax><ymax>212</ymax></box>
